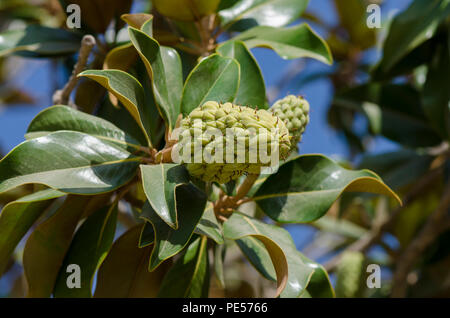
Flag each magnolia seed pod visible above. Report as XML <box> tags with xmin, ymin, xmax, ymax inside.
<box><xmin>176</xmin><ymin>101</ymin><xmax>291</xmax><ymax>184</ymax></box>
<box><xmin>270</xmin><ymin>95</ymin><xmax>310</xmax><ymax>151</ymax></box>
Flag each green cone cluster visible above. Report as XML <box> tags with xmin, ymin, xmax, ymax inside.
<box><xmin>176</xmin><ymin>101</ymin><xmax>291</xmax><ymax>184</ymax></box>
<box><xmin>270</xmin><ymin>95</ymin><xmax>310</xmax><ymax>151</ymax></box>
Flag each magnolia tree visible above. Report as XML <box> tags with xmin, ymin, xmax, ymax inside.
<box><xmin>0</xmin><ymin>0</ymin><xmax>402</xmax><ymax>298</ymax></box>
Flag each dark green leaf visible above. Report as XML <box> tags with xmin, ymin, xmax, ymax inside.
<box><xmin>236</xmin><ymin>236</ymin><xmax>276</xmax><ymax>281</ymax></box>
<box><xmin>181</xmin><ymin>54</ymin><xmax>240</xmax><ymax>115</ymax></box>
<box><xmin>129</xmin><ymin>27</ymin><xmax>183</xmax><ymax>129</ymax></box>
<box><xmin>253</xmin><ymin>154</ymin><xmax>400</xmax><ymax>223</ymax></box>
<box><xmin>233</xmin><ymin>24</ymin><xmax>333</xmax><ymax>64</ymax></box>
<box><xmin>158</xmin><ymin>236</ymin><xmax>209</xmax><ymax>297</ymax></box>
<box><xmin>217</xmin><ymin>41</ymin><xmax>267</xmax><ymax>108</ymax></box>
<box><xmin>375</xmin><ymin>0</ymin><xmax>450</xmax><ymax>74</ymax></box>
<box><xmin>333</xmin><ymin>83</ymin><xmax>443</xmax><ymax>148</ymax></box>
<box><xmin>422</xmin><ymin>31</ymin><xmax>450</xmax><ymax>140</ymax></box>
<box><xmin>79</xmin><ymin>69</ymin><xmax>152</xmax><ymax>146</ymax></box>
<box><xmin>0</xmin><ymin>131</ymin><xmax>140</xmax><ymax>195</ymax></box>
<box><xmin>0</xmin><ymin>25</ymin><xmax>81</xmax><ymax>57</ymax></box>
<box><xmin>140</xmin><ymin>184</ymin><xmax>207</xmax><ymax>271</ymax></box>
<box><xmin>194</xmin><ymin>204</ymin><xmax>224</xmax><ymax>244</ymax></box>
<box><xmin>139</xmin><ymin>221</ymin><xmax>155</xmax><ymax>248</ymax></box>
<box><xmin>140</xmin><ymin>164</ymin><xmax>190</xmax><ymax>229</ymax></box>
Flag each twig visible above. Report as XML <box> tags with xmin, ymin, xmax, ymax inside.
<box><xmin>324</xmin><ymin>166</ymin><xmax>444</xmax><ymax>272</ymax></box>
<box><xmin>52</xmin><ymin>35</ymin><xmax>96</xmax><ymax>106</ymax></box>
<box><xmin>214</xmin><ymin>173</ymin><xmax>259</xmax><ymax>215</ymax></box>
<box><xmin>391</xmin><ymin>185</ymin><xmax>450</xmax><ymax>298</ymax></box>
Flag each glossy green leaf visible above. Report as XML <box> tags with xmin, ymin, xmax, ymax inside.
<box><xmin>158</xmin><ymin>236</ymin><xmax>209</xmax><ymax>297</ymax></box>
<box><xmin>0</xmin><ymin>131</ymin><xmax>141</xmax><ymax>195</ymax></box>
<box><xmin>194</xmin><ymin>204</ymin><xmax>224</xmax><ymax>244</ymax></box>
<box><xmin>219</xmin><ymin>0</ymin><xmax>309</xmax><ymax>30</ymax></box>
<box><xmin>140</xmin><ymin>184</ymin><xmax>207</xmax><ymax>271</ymax></box>
<box><xmin>224</xmin><ymin>212</ymin><xmax>313</xmax><ymax>297</ymax></box>
<box><xmin>375</xmin><ymin>0</ymin><xmax>450</xmax><ymax>74</ymax></box>
<box><xmin>236</xmin><ymin>236</ymin><xmax>276</xmax><ymax>281</ymax></box>
<box><xmin>253</xmin><ymin>154</ymin><xmax>401</xmax><ymax>223</ymax></box>
<box><xmin>139</xmin><ymin>221</ymin><xmax>155</xmax><ymax>248</ymax></box>
<box><xmin>23</xmin><ymin>195</ymin><xmax>91</xmax><ymax>297</ymax></box>
<box><xmin>217</xmin><ymin>41</ymin><xmax>267</xmax><ymax>108</ymax></box>
<box><xmin>0</xmin><ymin>25</ymin><xmax>81</xmax><ymax>57</ymax></box>
<box><xmin>79</xmin><ymin>69</ymin><xmax>152</xmax><ymax>146</ymax></box>
<box><xmin>0</xmin><ymin>189</ymin><xmax>65</xmax><ymax>276</ymax></box>
<box><xmin>26</xmin><ymin>105</ymin><xmax>142</xmax><ymax>149</ymax></box>
<box><xmin>333</xmin><ymin>83</ymin><xmax>443</xmax><ymax>147</ymax></box>
<box><xmin>140</xmin><ymin>164</ymin><xmax>190</xmax><ymax>229</ymax></box>
<box><xmin>53</xmin><ymin>204</ymin><xmax>118</xmax><ymax>297</ymax></box>
<box><xmin>94</xmin><ymin>225</ymin><xmax>170</xmax><ymax>298</ymax></box>
<box><xmin>233</xmin><ymin>24</ymin><xmax>332</xmax><ymax>64</ymax></box>
<box><xmin>181</xmin><ymin>54</ymin><xmax>240</xmax><ymax>115</ymax></box>
<box><xmin>95</xmin><ymin>98</ymin><xmax>151</xmax><ymax>147</ymax></box>
<box><xmin>300</xmin><ymin>254</ymin><xmax>334</xmax><ymax>298</ymax></box>
<box><xmin>129</xmin><ymin>27</ymin><xmax>182</xmax><ymax>129</ymax></box>
<box><xmin>422</xmin><ymin>33</ymin><xmax>450</xmax><ymax>140</ymax></box>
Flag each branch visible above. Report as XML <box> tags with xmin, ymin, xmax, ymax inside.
<box><xmin>324</xmin><ymin>166</ymin><xmax>444</xmax><ymax>272</ymax></box>
<box><xmin>52</xmin><ymin>35</ymin><xmax>96</xmax><ymax>106</ymax></box>
<box><xmin>214</xmin><ymin>173</ymin><xmax>259</xmax><ymax>215</ymax></box>
<box><xmin>391</xmin><ymin>185</ymin><xmax>450</xmax><ymax>298</ymax></box>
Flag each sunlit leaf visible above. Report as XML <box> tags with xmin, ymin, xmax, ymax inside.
<box><xmin>26</xmin><ymin>105</ymin><xmax>142</xmax><ymax>149</ymax></box>
<box><xmin>194</xmin><ymin>204</ymin><xmax>224</xmax><ymax>244</ymax></box>
<box><xmin>217</xmin><ymin>40</ymin><xmax>267</xmax><ymax>108</ymax></box>
<box><xmin>140</xmin><ymin>164</ymin><xmax>190</xmax><ymax>229</ymax></box>
<box><xmin>79</xmin><ymin>69</ymin><xmax>152</xmax><ymax>146</ymax></box>
<box><xmin>181</xmin><ymin>54</ymin><xmax>240</xmax><ymax>115</ymax></box>
<box><xmin>232</xmin><ymin>24</ymin><xmax>333</xmax><ymax>64</ymax></box>
<box><xmin>0</xmin><ymin>131</ymin><xmax>141</xmax><ymax>195</ymax></box>
<box><xmin>219</xmin><ymin>0</ymin><xmax>309</xmax><ymax>30</ymax></box>
<box><xmin>129</xmin><ymin>27</ymin><xmax>183</xmax><ymax>129</ymax></box>
<box><xmin>253</xmin><ymin>154</ymin><xmax>401</xmax><ymax>223</ymax></box>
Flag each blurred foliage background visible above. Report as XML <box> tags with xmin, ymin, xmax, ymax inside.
<box><xmin>0</xmin><ymin>0</ymin><xmax>449</xmax><ymax>298</ymax></box>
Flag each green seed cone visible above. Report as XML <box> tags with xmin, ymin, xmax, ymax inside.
<box><xmin>335</xmin><ymin>251</ymin><xmax>365</xmax><ymax>298</ymax></box>
<box><xmin>270</xmin><ymin>95</ymin><xmax>310</xmax><ymax>151</ymax></box>
<box><xmin>176</xmin><ymin>101</ymin><xmax>291</xmax><ymax>184</ymax></box>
